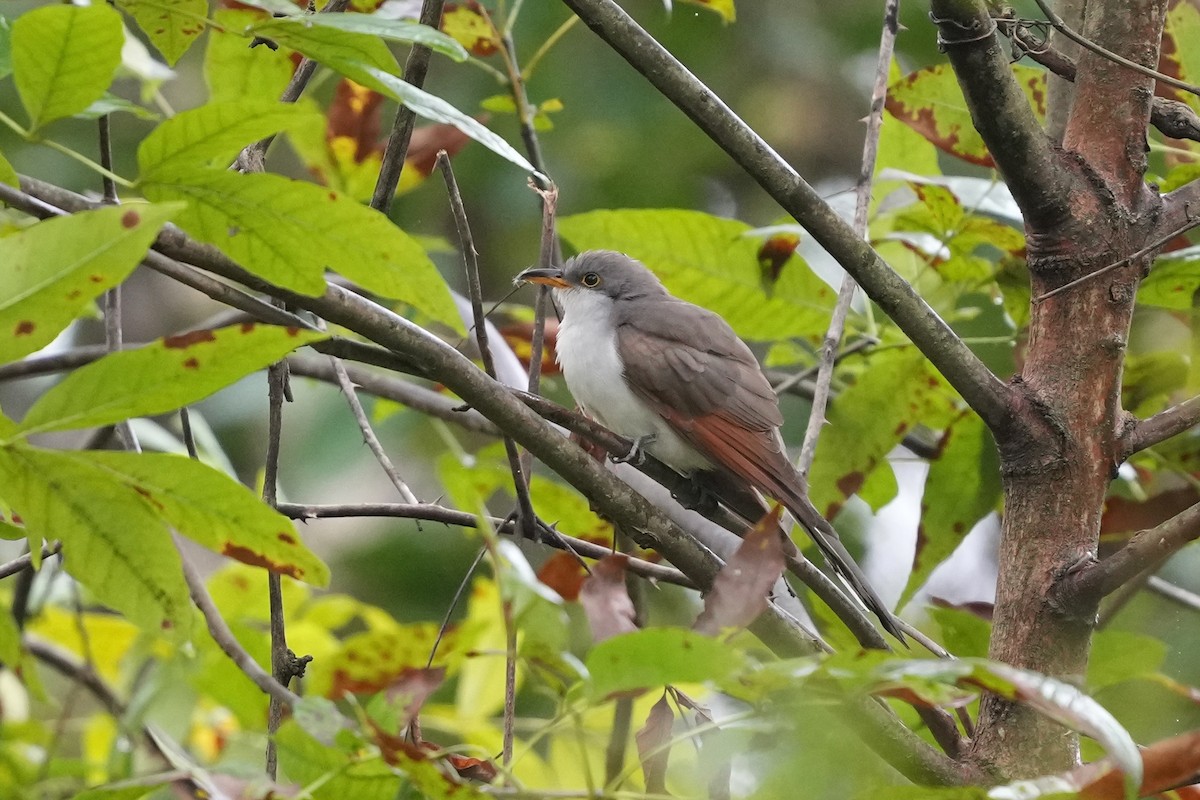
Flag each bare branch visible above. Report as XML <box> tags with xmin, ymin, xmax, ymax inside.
<box><xmin>1158</xmin><ymin>181</ymin><xmax>1200</xmax><ymax>242</ymax></box>
<box><xmin>1056</xmin><ymin>501</ymin><xmax>1200</xmax><ymax>608</ymax></box>
<box><xmin>289</xmin><ymin>355</ymin><xmax>500</xmax><ymax>435</ymax></box>
<box><xmin>798</xmin><ymin>0</ymin><xmax>898</xmax><ymax>480</ymax></box>
<box><xmin>1031</xmin><ymin>0</ymin><xmax>1200</xmax><ymax>98</ymax></box>
<box><xmin>328</xmin><ymin>355</ymin><xmax>421</xmax><ymax>503</ymax></box>
<box><xmin>1124</xmin><ymin>395</ymin><xmax>1200</xmax><ymax>458</ymax></box>
<box><xmin>370</xmin><ymin>0</ymin><xmax>446</xmax><ymax>212</ymax></box>
<box><xmin>560</xmin><ymin>0</ymin><xmax>1014</xmax><ymax>435</ymax></box>
<box><xmin>440</xmin><ymin>152</ymin><xmax>538</xmax><ymax>541</ymax></box>
<box><xmin>277</xmin><ymin>501</ymin><xmax>694</xmax><ymax>587</ymax></box>
<box><xmin>1005</xmin><ymin>23</ymin><xmax>1200</xmax><ymax>143</ymax></box>
<box><xmin>929</xmin><ymin>0</ymin><xmax>1073</xmax><ymax>230</ymax></box>
<box><xmin>0</xmin><ymin>544</ymin><xmax>60</xmax><ymax>580</ymax></box>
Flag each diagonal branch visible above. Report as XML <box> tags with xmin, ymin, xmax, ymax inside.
<box><xmin>1055</xmin><ymin>501</ymin><xmax>1200</xmax><ymax>610</ymax></box>
<box><xmin>1123</xmin><ymin>395</ymin><xmax>1200</xmax><ymax>458</ymax></box>
<box><xmin>559</xmin><ymin>0</ymin><xmax>1014</xmax><ymax>435</ymax></box>
<box><xmin>929</xmin><ymin>0</ymin><xmax>1073</xmax><ymax>231</ymax></box>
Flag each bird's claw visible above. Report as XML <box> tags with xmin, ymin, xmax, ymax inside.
<box><xmin>613</xmin><ymin>434</ymin><xmax>656</xmax><ymax>465</ymax></box>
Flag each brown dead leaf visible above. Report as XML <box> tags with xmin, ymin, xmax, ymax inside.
<box><xmin>1079</xmin><ymin>729</ymin><xmax>1200</xmax><ymax>799</ymax></box>
<box><xmin>579</xmin><ymin>554</ymin><xmax>638</xmax><ymax>642</ymax></box>
<box><xmin>693</xmin><ymin>507</ymin><xmax>785</xmax><ymax>636</ymax></box>
<box><xmin>538</xmin><ymin>551</ymin><xmax>588</xmax><ymax>601</ymax></box>
<box><xmin>635</xmin><ymin>692</ymin><xmax>675</xmax><ymax>795</ymax></box>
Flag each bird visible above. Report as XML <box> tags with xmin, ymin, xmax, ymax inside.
<box><xmin>517</xmin><ymin>250</ymin><xmax>901</xmax><ymax>641</ymax></box>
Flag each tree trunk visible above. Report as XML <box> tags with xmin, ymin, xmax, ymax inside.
<box><xmin>961</xmin><ymin>0</ymin><xmax>1168</xmax><ymax>776</ymax></box>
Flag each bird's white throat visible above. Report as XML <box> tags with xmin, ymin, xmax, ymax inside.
<box><xmin>553</xmin><ymin>287</ymin><xmax>712</xmax><ymax>471</ymax></box>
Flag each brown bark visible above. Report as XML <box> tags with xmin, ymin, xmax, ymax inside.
<box><xmin>953</xmin><ymin>0</ymin><xmax>1168</xmax><ymax>778</ymax></box>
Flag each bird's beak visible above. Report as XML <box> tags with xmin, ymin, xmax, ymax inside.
<box><xmin>515</xmin><ymin>267</ymin><xmax>570</xmax><ymax>289</ymax></box>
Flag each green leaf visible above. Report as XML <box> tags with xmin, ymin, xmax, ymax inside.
<box><xmin>0</xmin><ymin>605</ymin><xmax>20</xmax><ymax>664</ymax></box>
<box><xmin>0</xmin><ymin>445</ymin><xmax>192</xmax><ymax>636</ymax></box>
<box><xmin>114</xmin><ymin>0</ymin><xmax>207</xmax><ymax>66</ymax></box>
<box><xmin>886</xmin><ymin>64</ymin><xmax>1046</xmax><ymax>168</ymax></box>
<box><xmin>1088</xmin><ymin>630</ymin><xmax>1167</xmax><ymax>690</ymax></box>
<box><xmin>204</xmin><ymin>9</ymin><xmax>295</xmax><ymax>104</ymax></box>
<box><xmin>242</xmin><ymin>25</ymin><xmax>536</xmax><ymax>177</ymax></box>
<box><xmin>0</xmin><ymin>149</ymin><xmax>16</xmax><ymax>187</ymax></box>
<box><xmin>77</xmin><ymin>93</ymin><xmax>161</xmax><ymax>122</ymax></box>
<box><xmin>808</xmin><ymin>349</ymin><xmax>948</xmax><ymax>519</ymax></box>
<box><xmin>137</xmin><ymin>101</ymin><xmax>322</xmax><ymax>181</ymax></box>
<box><xmin>276</xmin><ymin>721</ymin><xmax>402</xmax><ymax>800</ymax></box>
<box><xmin>903</xmin><ymin>413</ymin><xmax>1001</xmax><ymax>606</ymax></box>
<box><xmin>558</xmin><ymin>209</ymin><xmax>836</xmax><ymax>341</ymax></box>
<box><xmin>1164</xmin><ymin>2</ymin><xmax>1200</xmax><ymax>113</ymax></box>
<box><xmin>247</xmin><ymin>16</ymin><xmax>400</xmax><ymax>83</ymax></box>
<box><xmin>928</xmin><ymin>605</ymin><xmax>990</xmax><ymax>659</ymax></box>
<box><xmin>1138</xmin><ymin>245</ymin><xmax>1200</xmax><ymax>309</ymax></box>
<box><xmin>143</xmin><ymin>169</ymin><xmax>461</xmax><ymax>327</ymax></box>
<box><xmin>0</xmin><ymin>203</ymin><xmax>183</xmax><ymax>366</ymax></box>
<box><xmin>16</xmin><ymin>324</ymin><xmax>327</xmax><ymax>436</ymax></box>
<box><xmin>258</xmin><ymin>14</ymin><xmax>467</xmax><ymax>62</ymax></box>
<box><xmin>12</xmin><ymin>4</ymin><xmax>124</xmax><ymax>130</ymax></box>
<box><xmin>72</xmin><ymin>450</ymin><xmax>329</xmax><ymax>585</ymax></box>
<box><xmin>585</xmin><ymin>628</ymin><xmax>746</xmax><ymax>699</ymax></box>
<box><xmin>961</xmin><ymin>659</ymin><xmax>1142</xmax><ymax>795</ymax></box>
<box><xmin>0</xmin><ymin>17</ymin><xmax>12</xmax><ymax>81</ymax></box>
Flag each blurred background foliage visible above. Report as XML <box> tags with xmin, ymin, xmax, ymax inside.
<box><xmin>5</xmin><ymin>0</ymin><xmax>1200</xmax><ymax>796</ymax></box>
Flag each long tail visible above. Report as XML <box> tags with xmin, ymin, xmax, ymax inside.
<box><xmin>780</xmin><ymin>489</ymin><xmax>905</xmax><ymax>643</ymax></box>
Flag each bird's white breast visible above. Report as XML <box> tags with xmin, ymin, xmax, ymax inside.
<box><xmin>554</xmin><ymin>288</ymin><xmax>711</xmax><ymax>471</ymax></box>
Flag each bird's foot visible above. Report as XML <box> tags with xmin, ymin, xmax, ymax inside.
<box><xmin>612</xmin><ymin>433</ymin><xmax>657</xmax><ymax>465</ymax></box>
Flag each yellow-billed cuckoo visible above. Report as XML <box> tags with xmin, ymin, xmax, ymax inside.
<box><xmin>518</xmin><ymin>250</ymin><xmax>900</xmax><ymax>640</ymax></box>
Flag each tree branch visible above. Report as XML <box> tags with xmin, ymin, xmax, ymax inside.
<box><xmin>1123</xmin><ymin>395</ymin><xmax>1200</xmax><ymax>458</ymax></box>
<box><xmin>1157</xmin><ymin>179</ymin><xmax>1200</xmax><ymax>244</ymax></box>
<box><xmin>10</xmin><ymin>174</ymin><xmax>961</xmax><ymax>784</ymax></box>
<box><xmin>1055</xmin><ymin>501</ymin><xmax>1200</xmax><ymax>609</ymax></box>
<box><xmin>929</xmin><ymin>0</ymin><xmax>1074</xmax><ymax>231</ymax></box>
<box><xmin>797</xmin><ymin>0</ymin><xmax>898</xmax><ymax>481</ymax></box>
<box><xmin>276</xmin><ymin>501</ymin><xmax>694</xmax><ymax>587</ymax></box>
<box><xmin>1004</xmin><ymin>22</ymin><xmax>1200</xmax><ymax>144</ymax></box>
<box><xmin>370</xmin><ymin>0</ymin><xmax>446</xmax><ymax>212</ymax></box>
<box><xmin>558</xmin><ymin>0</ymin><xmax>1014</xmax><ymax>435</ymax></box>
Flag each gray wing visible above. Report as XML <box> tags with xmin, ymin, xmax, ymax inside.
<box><xmin>615</xmin><ymin>298</ymin><xmax>782</xmax><ymax>432</ymax></box>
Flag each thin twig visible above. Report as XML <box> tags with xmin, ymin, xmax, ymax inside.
<box><xmin>98</xmin><ymin>112</ymin><xmax>140</xmax><ymax>452</ymax></box>
<box><xmin>329</xmin><ymin>355</ymin><xmax>421</xmax><ymax>504</ymax></box>
<box><xmin>796</xmin><ymin>0</ymin><xmax>898</xmax><ymax>480</ymax></box>
<box><xmin>235</xmin><ymin>0</ymin><xmax>349</xmax><ymax>172</ymax></box>
<box><xmin>439</xmin><ymin>152</ymin><xmax>539</xmax><ymax>541</ymax></box>
<box><xmin>527</xmin><ymin>183</ymin><xmax>560</xmax><ymax>398</ymax></box>
<box><xmin>0</xmin><ymin>544</ymin><xmax>60</xmax><ymax>580</ymax></box>
<box><xmin>1030</xmin><ymin>0</ymin><xmax>1200</xmax><ymax>98</ymax></box>
<box><xmin>177</xmin><ymin>537</ymin><xmax>299</xmax><ymax>709</ymax></box>
<box><xmin>264</xmin><ymin>361</ymin><xmax>289</xmax><ymax>780</ymax></box>
<box><xmin>370</xmin><ymin>0</ymin><xmax>446</xmax><ymax>212</ymax></box>
<box><xmin>1034</xmin><ymin>215</ymin><xmax>1199</xmax><ymax>304</ymax></box>
<box><xmin>427</xmin><ymin>547</ymin><xmax>487</xmax><ymax>669</ymax></box>
<box><xmin>277</xmin><ymin>501</ymin><xmax>693</xmax><ymax>587</ymax></box>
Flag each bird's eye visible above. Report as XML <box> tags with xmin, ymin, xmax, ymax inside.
<box><xmin>581</xmin><ymin>272</ymin><xmax>601</xmax><ymax>287</ymax></box>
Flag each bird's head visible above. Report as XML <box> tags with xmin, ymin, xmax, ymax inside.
<box><xmin>516</xmin><ymin>250</ymin><xmax>668</xmax><ymax>303</ymax></box>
